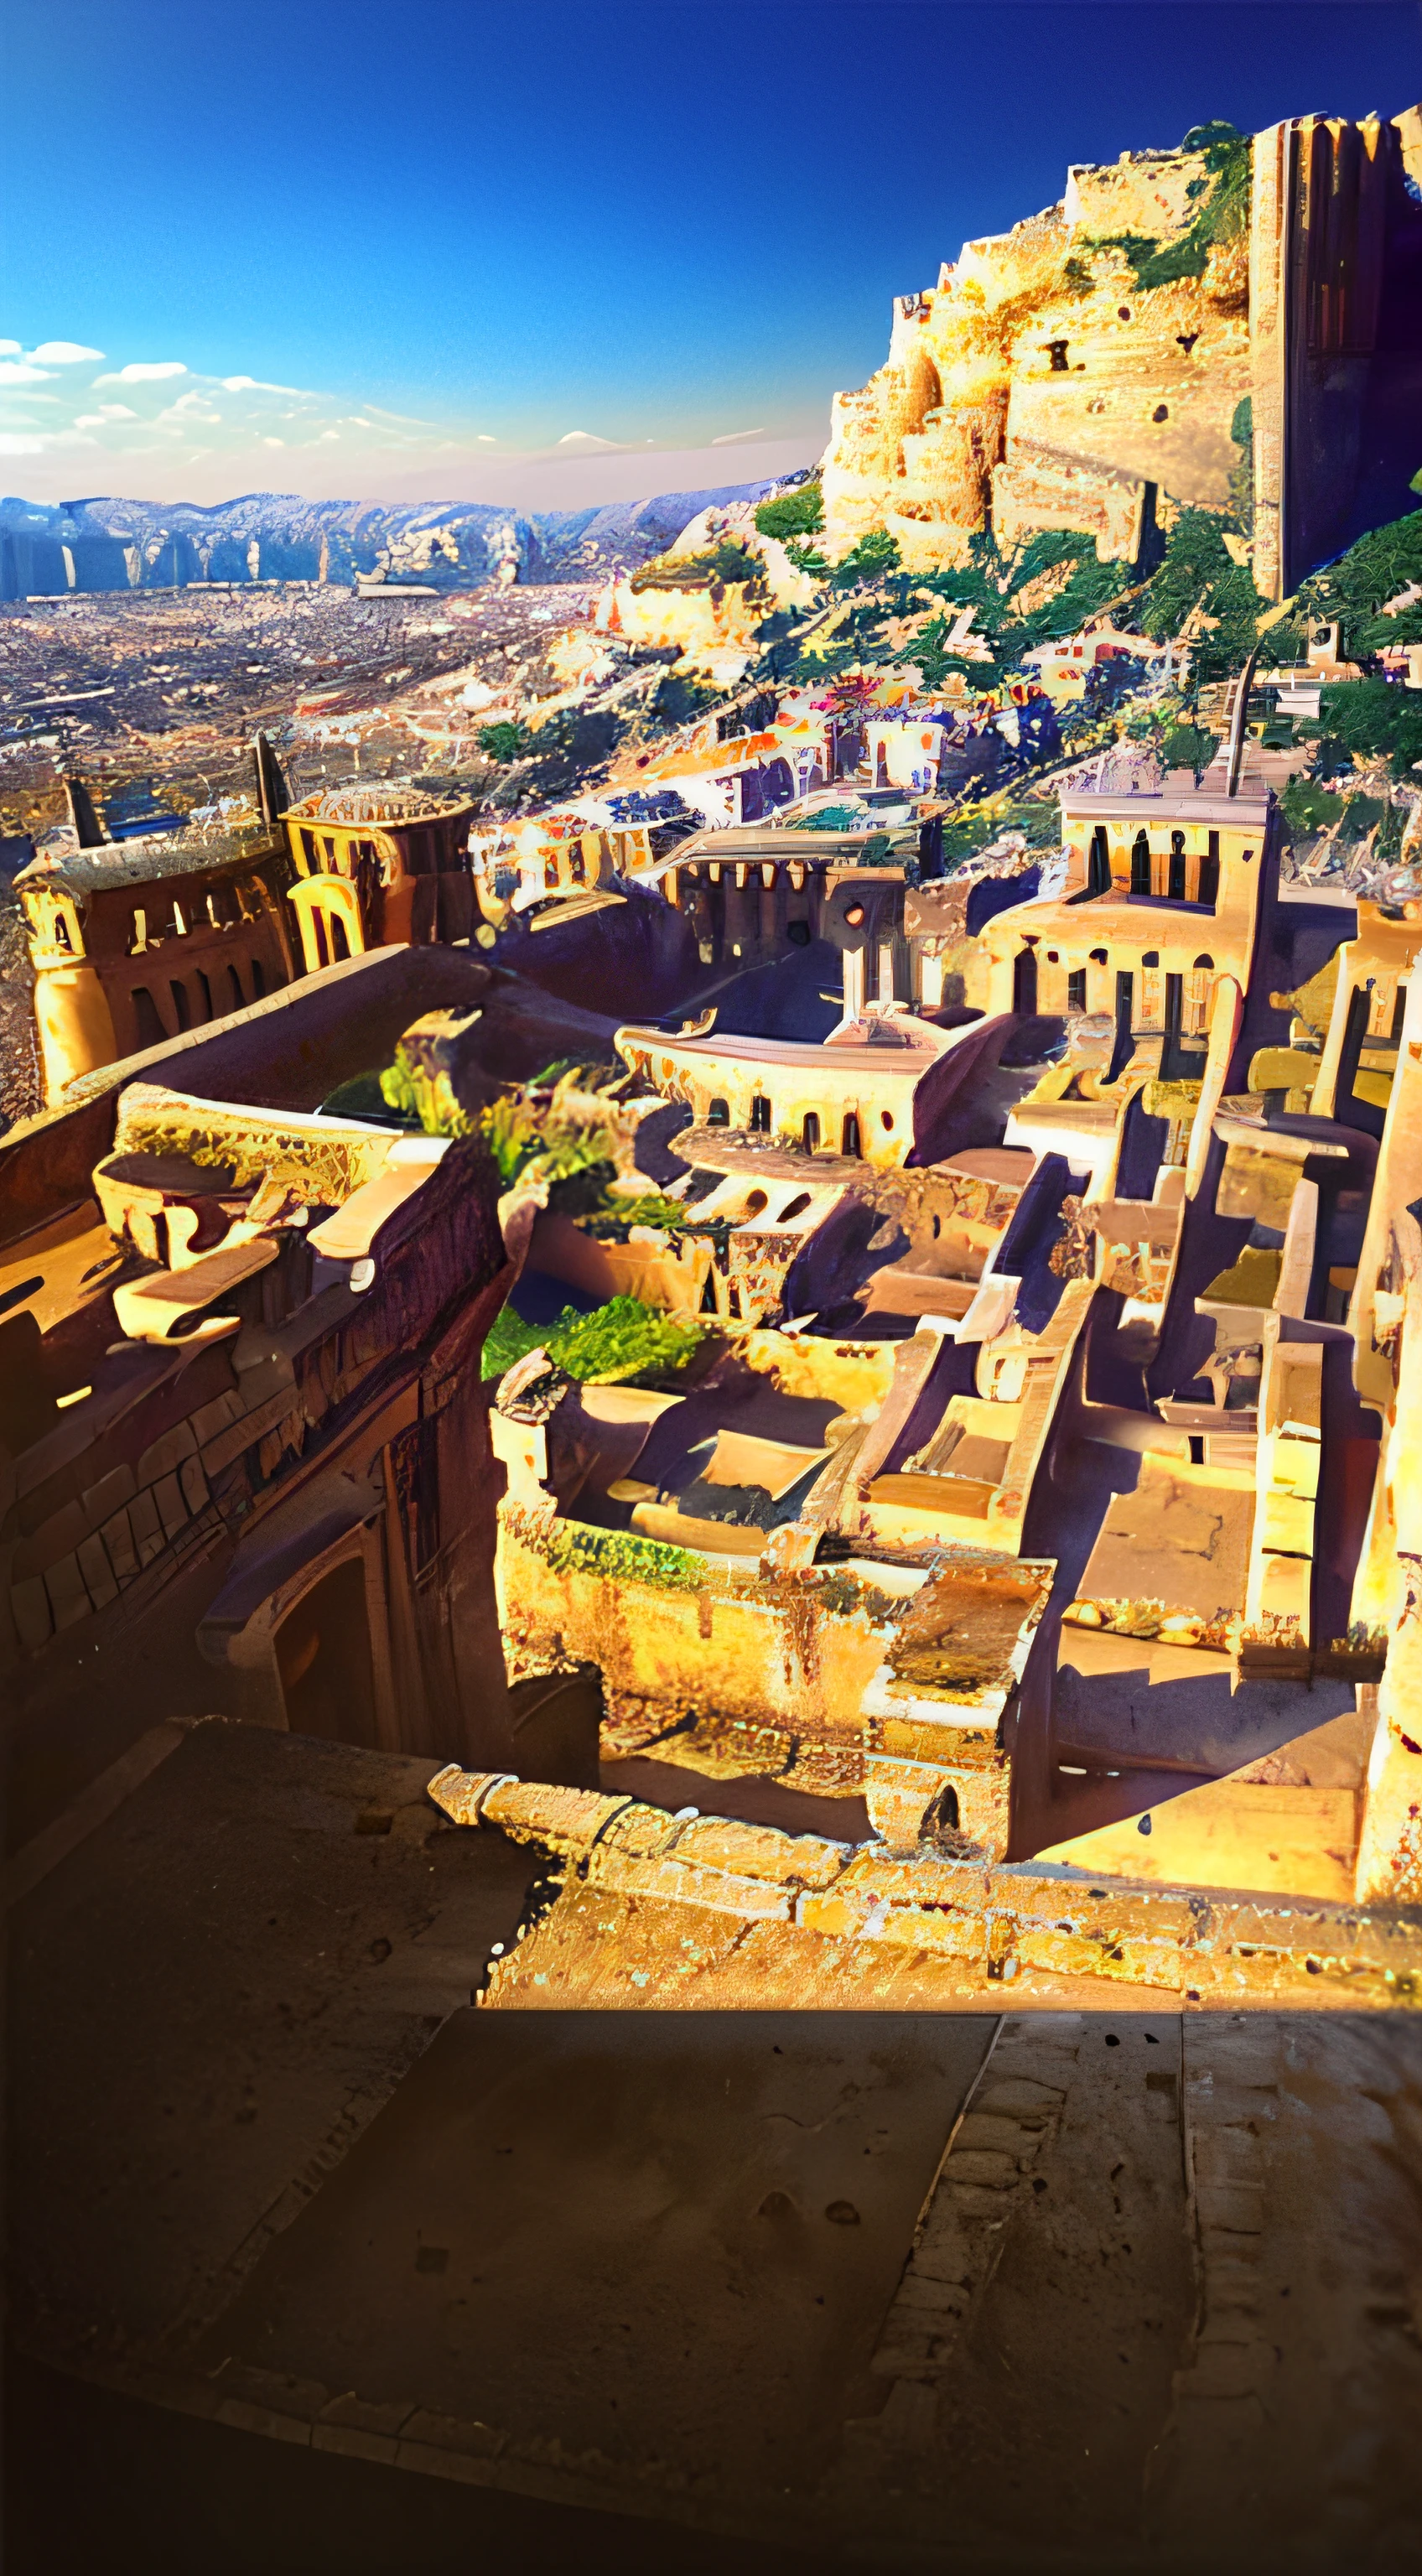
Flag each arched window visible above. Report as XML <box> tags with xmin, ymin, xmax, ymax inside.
<box><xmin>312</xmin><ymin>911</ymin><xmax>330</xmax><ymax>969</ymax></box>
<box><xmin>842</xmin><ymin>1111</ymin><xmax>862</xmax><ymax>1158</ymax></box>
<box><xmin>227</xmin><ymin>963</ymin><xmax>245</xmax><ymax>1010</ymax></box>
<box><xmin>707</xmin><ymin>1097</ymin><xmax>729</xmax><ymax>1127</ymax></box>
<box><xmin>802</xmin><ymin>1110</ymin><xmax>820</xmax><ymax>1153</ymax></box>
<box><xmin>130</xmin><ymin>986</ymin><xmax>167</xmax><ymax>1049</ymax></box>
<box><xmin>250</xmin><ymin>957</ymin><xmax>266</xmax><ymax>997</ymax></box>
<box><xmin>1168</xmin><ymin>829</ymin><xmax>1187</xmax><ymax>901</ymax></box>
<box><xmin>749</xmin><ymin>1093</ymin><xmax>771</xmax><ymax>1133</ymax></box>
<box><xmin>168</xmin><ymin>979</ymin><xmax>191</xmax><ymax>1032</ymax></box>
<box><xmin>1130</xmin><ymin>830</ymin><xmax>1151</xmax><ymax>896</ymax></box>
<box><xmin>330</xmin><ymin>915</ymin><xmax>350</xmax><ymax>962</ymax></box>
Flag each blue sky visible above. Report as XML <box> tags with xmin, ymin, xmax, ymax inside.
<box><xmin>3</xmin><ymin>1</ymin><xmax>1419</xmax><ymax>507</ymax></box>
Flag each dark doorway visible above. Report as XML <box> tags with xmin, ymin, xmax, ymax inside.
<box><xmin>1198</xmin><ymin>832</ymin><xmax>1220</xmax><ymax>907</ymax></box>
<box><xmin>1130</xmin><ymin>831</ymin><xmax>1151</xmax><ymax>896</ymax></box>
<box><xmin>129</xmin><ymin>986</ymin><xmax>168</xmax><ymax>1049</ymax></box>
<box><xmin>276</xmin><ymin>1559</ymin><xmax>376</xmax><ymax>1746</ymax></box>
<box><xmin>1168</xmin><ymin>832</ymin><xmax>1187</xmax><ymax>901</ymax></box>
<box><xmin>1013</xmin><ymin>948</ymin><xmax>1038</xmax><ymax>1014</ymax></box>
<box><xmin>841</xmin><ymin>1112</ymin><xmax>862</xmax><ymax>1157</ymax></box>
<box><xmin>1087</xmin><ymin>827</ymin><xmax>1111</xmax><ymax>895</ymax></box>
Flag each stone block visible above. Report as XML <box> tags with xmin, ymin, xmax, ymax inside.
<box><xmin>953</xmin><ymin>2111</ymin><xmax>1041</xmax><ymax>2160</ymax></box>
<box><xmin>189</xmin><ymin>1392</ymin><xmax>243</xmax><ymax>1447</ymax></box>
<box><xmin>397</xmin><ymin>2408</ymin><xmax>504</xmax><ymax>2461</ymax></box>
<box><xmin>80</xmin><ymin>1462</ymin><xmax>136</xmax><ymax>1529</ymax></box>
<box><xmin>76</xmin><ymin>1530</ymin><xmax>118</xmax><ymax>1612</ymax></box>
<box><xmin>944</xmin><ymin>2148</ymin><xmax>1020</xmax><ymax>2188</ymax></box>
<box><xmin>1196</xmin><ymin>2181</ymin><xmax>1265</xmax><ymax>2234</ymax></box>
<box><xmin>153</xmin><ymin>1471</ymin><xmax>189</xmax><ymax>1544</ymax></box>
<box><xmin>128</xmin><ymin>1485</ymin><xmax>163</xmax><ymax>1566</ymax></box>
<box><xmin>44</xmin><ymin>1552</ymin><xmax>91</xmax><ymax>1630</ymax></box>
<box><xmin>973</xmin><ymin>2077</ymin><xmax>1064</xmax><ymax>2117</ymax></box>
<box><xmin>670</xmin><ymin>1814</ymin><xmax>848</xmax><ymax>1888</ymax></box>
<box><xmin>101</xmin><ymin>1507</ymin><xmax>138</xmax><ymax>1584</ymax></box>
<box><xmin>11</xmin><ymin>1576</ymin><xmax>52</xmax><ymax>1652</ymax></box>
<box><xmin>136</xmin><ymin>1420</ymin><xmax>197</xmax><ymax>1487</ymax></box>
<box><xmin>25</xmin><ymin>1496</ymin><xmax>90</xmax><ymax>1576</ymax></box>
<box><xmin>179</xmin><ymin>1454</ymin><xmax>210</xmax><ymax>1517</ymax></box>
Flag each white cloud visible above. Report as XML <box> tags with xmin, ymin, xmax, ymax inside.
<box><xmin>94</xmin><ymin>361</ymin><xmax>187</xmax><ymax>384</ymax></box>
<box><xmin>712</xmin><ymin>426</ymin><xmax>769</xmax><ymax>444</ymax></box>
<box><xmin>221</xmin><ymin>374</ymin><xmax>303</xmax><ymax>394</ymax></box>
<box><xmin>262</xmin><ymin>436</ymin><xmax>285</xmax><ymax>448</ymax></box>
<box><xmin>558</xmin><ymin>430</ymin><xmax>619</xmax><ymax>448</ymax></box>
<box><xmin>0</xmin><ymin>362</ymin><xmax>55</xmax><ymax>385</ymax></box>
<box><xmin>478</xmin><ymin>434</ymin><xmax>496</xmax><ymax>443</ymax></box>
<box><xmin>29</xmin><ymin>340</ymin><xmax>104</xmax><ymax>364</ymax></box>
<box><xmin>0</xmin><ymin>340</ymin><xmax>22</xmax><ymax>356</ymax></box>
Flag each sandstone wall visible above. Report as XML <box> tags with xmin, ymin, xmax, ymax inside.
<box><xmin>822</xmin><ymin>111</ymin><xmax>1421</xmax><ymax>591</ymax></box>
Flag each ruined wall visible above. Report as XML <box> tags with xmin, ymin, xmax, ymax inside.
<box><xmin>823</xmin><ymin>108</ymin><xmax>1422</xmax><ymax>591</ymax></box>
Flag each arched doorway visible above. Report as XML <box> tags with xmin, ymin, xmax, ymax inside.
<box><xmin>1013</xmin><ymin>948</ymin><xmax>1038</xmax><ymax>1014</ymax></box>
<box><xmin>274</xmin><ymin>1558</ymin><xmax>376</xmax><ymax>1745</ymax></box>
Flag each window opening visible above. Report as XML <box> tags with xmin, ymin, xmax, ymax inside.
<box><xmin>842</xmin><ymin>1112</ymin><xmax>862</xmax><ymax>1158</ymax></box>
<box><xmin>227</xmin><ymin>964</ymin><xmax>245</xmax><ymax>1010</ymax></box>
<box><xmin>1198</xmin><ymin>832</ymin><xmax>1220</xmax><ymax>907</ymax></box>
<box><xmin>1130</xmin><ymin>830</ymin><xmax>1151</xmax><ymax>896</ymax></box>
<box><xmin>250</xmin><ymin>958</ymin><xmax>266</xmax><ymax>998</ymax></box>
<box><xmin>707</xmin><ymin>1096</ymin><xmax>729</xmax><ymax>1127</ymax></box>
<box><xmin>749</xmin><ymin>1093</ymin><xmax>771</xmax><ymax>1133</ymax></box>
<box><xmin>1066</xmin><ymin>968</ymin><xmax>1087</xmax><ymax>1014</ymax></box>
<box><xmin>195</xmin><ymin>969</ymin><xmax>213</xmax><ymax>1021</ymax></box>
<box><xmin>168</xmin><ymin>979</ymin><xmax>191</xmax><ymax>1032</ymax></box>
<box><xmin>1087</xmin><ymin>825</ymin><xmax>1111</xmax><ymax>895</ymax></box>
<box><xmin>802</xmin><ymin>1111</ymin><xmax>820</xmax><ymax>1153</ymax></box>
<box><xmin>1168</xmin><ymin>831</ymin><xmax>1187</xmax><ymax>901</ymax></box>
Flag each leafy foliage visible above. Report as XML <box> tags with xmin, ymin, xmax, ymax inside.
<box><xmin>1315</xmin><ymin>679</ymin><xmax>1422</xmax><ymax>782</ymax></box>
<box><xmin>755</xmin><ymin>481</ymin><xmax>824</xmax><ymax>542</ymax></box>
<box><xmin>478</xmin><ymin>719</ymin><xmax>529</xmax><ymax>763</ymax></box>
<box><xmin>1161</xmin><ymin>721</ymin><xmax>1219</xmax><ymax>776</ymax></box>
<box><xmin>1295</xmin><ymin>507</ymin><xmax>1422</xmax><ymax>655</ymax></box>
<box><xmin>649</xmin><ymin>669</ymin><xmax>720</xmax><ymax>729</ymax></box>
<box><xmin>829</xmin><ymin>528</ymin><xmax>902</xmax><ymax>589</ymax></box>
<box><xmin>481</xmin><ymin>1293</ymin><xmax>708</xmax><ymax>1384</ymax></box>
<box><xmin>1138</xmin><ymin>508</ymin><xmax>1262</xmax><ymax>678</ymax></box>
<box><xmin>1086</xmin><ymin>123</ymin><xmax>1250</xmax><ymax>292</ymax></box>
<box><xmin>1280</xmin><ymin>776</ymin><xmax>1347</xmax><ymax>835</ymax></box>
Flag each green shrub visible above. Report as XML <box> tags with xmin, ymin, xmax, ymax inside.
<box><xmin>831</xmin><ymin>528</ymin><xmax>902</xmax><ymax>589</ymax></box>
<box><xmin>481</xmin><ymin>1293</ymin><xmax>708</xmax><ymax>1384</ymax></box>
<box><xmin>755</xmin><ymin>482</ymin><xmax>824</xmax><ymax>542</ymax></box>
<box><xmin>1087</xmin><ymin>124</ymin><xmax>1250</xmax><ymax>293</ymax></box>
<box><xmin>1161</xmin><ymin>721</ymin><xmax>1219</xmax><ymax>775</ymax></box>
<box><xmin>1317</xmin><ymin>678</ymin><xmax>1422</xmax><ymax>782</ymax></box>
<box><xmin>1139</xmin><ymin>508</ymin><xmax>1262</xmax><ymax>678</ymax></box>
<box><xmin>478</xmin><ymin>720</ymin><xmax>529</xmax><ymax>763</ymax></box>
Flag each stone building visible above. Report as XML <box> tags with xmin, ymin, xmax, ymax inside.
<box><xmin>16</xmin><ymin>818</ymin><xmax>297</xmax><ymax>1105</ymax></box>
<box><xmin>821</xmin><ymin>107</ymin><xmax>1422</xmax><ymax>595</ymax></box>
<box><xmin>0</xmin><ymin>946</ymin><xmax>522</xmax><ymax>1828</ymax></box>
<box><xmin>282</xmin><ymin>782</ymin><xmax>479</xmax><ymax>969</ymax></box>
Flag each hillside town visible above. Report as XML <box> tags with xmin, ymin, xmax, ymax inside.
<box><xmin>6</xmin><ymin>93</ymin><xmax>1422</xmax><ymax>2573</ymax></box>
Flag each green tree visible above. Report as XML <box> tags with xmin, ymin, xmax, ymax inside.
<box><xmin>755</xmin><ymin>481</ymin><xmax>824</xmax><ymax>542</ymax></box>
<box><xmin>831</xmin><ymin>527</ymin><xmax>902</xmax><ymax>589</ymax></box>
<box><xmin>1139</xmin><ymin>508</ymin><xmax>1262</xmax><ymax>678</ymax></box>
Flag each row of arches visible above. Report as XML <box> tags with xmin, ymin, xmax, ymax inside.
<box><xmin>128</xmin><ymin>955</ymin><xmax>267</xmax><ymax>1048</ymax></box>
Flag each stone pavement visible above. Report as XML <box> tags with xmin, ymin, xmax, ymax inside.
<box><xmin>8</xmin><ymin>1720</ymin><xmax>1422</xmax><ymax>2572</ymax></box>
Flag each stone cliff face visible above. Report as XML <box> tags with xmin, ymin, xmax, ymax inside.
<box><xmin>823</xmin><ymin>108</ymin><xmax>1422</xmax><ymax>596</ymax></box>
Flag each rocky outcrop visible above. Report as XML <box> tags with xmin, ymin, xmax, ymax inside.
<box><xmin>822</xmin><ymin>107</ymin><xmax>1422</xmax><ymax>595</ymax></box>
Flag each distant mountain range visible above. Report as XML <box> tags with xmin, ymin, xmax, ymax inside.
<box><xmin>0</xmin><ymin>483</ymin><xmax>783</xmax><ymax>600</ymax></box>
